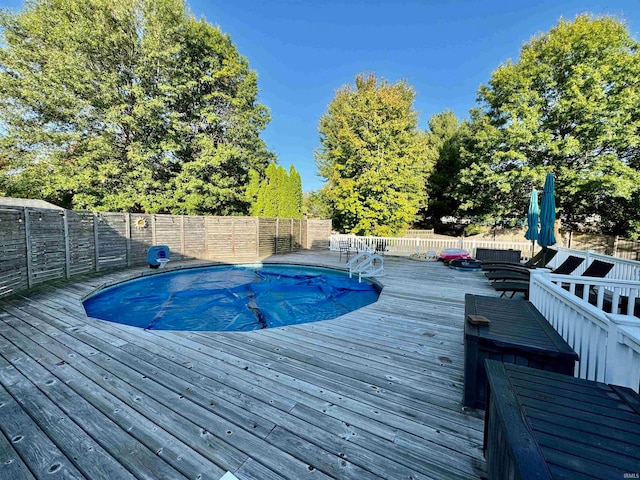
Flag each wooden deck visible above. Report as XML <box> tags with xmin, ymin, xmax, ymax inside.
<box><xmin>0</xmin><ymin>251</ymin><xmax>500</xmax><ymax>480</ymax></box>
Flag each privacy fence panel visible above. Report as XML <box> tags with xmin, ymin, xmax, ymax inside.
<box><xmin>305</xmin><ymin>219</ymin><xmax>331</xmax><ymax>249</ymax></box>
<box><xmin>67</xmin><ymin>211</ymin><xmax>96</xmax><ymax>275</ymax></box>
<box><xmin>0</xmin><ymin>205</ymin><xmax>331</xmax><ymax>298</ymax></box>
<box><xmin>615</xmin><ymin>238</ymin><xmax>640</xmax><ymax>261</ymax></box>
<box><xmin>182</xmin><ymin>215</ymin><xmax>206</xmax><ymax>259</ymax></box>
<box><xmin>28</xmin><ymin>208</ymin><xmax>66</xmax><ymax>285</ymax></box>
<box><xmin>0</xmin><ymin>208</ymin><xmax>28</xmax><ymax>295</ymax></box>
<box><xmin>568</xmin><ymin>233</ymin><xmax>611</xmax><ymax>255</ymax></box>
<box><xmin>97</xmin><ymin>212</ymin><xmax>128</xmax><ymax>270</ymax></box>
<box><xmin>276</xmin><ymin>218</ymin><xmax>293</xmax><ymax>253</ymax></box>
<box><xmin>567</xmin><ymin>232</ymin><xmax>640</xmax><ymax>260</ymax></box>
<box><xmin>292</xmin><ymin>220</ymin><xmax>302</xmax><ymax>250</ymax></box>
<box><xmin>259</xmin><ymin>218</ymin><xmax>277</xmax><ymax>256</ymax></box>
<box><xmin>129</xmin><ymin>214</ymin><xmax>154</xmax><ymax>265</ymax></box>
<box><xmin>229</xmin><ymin>217</ymin><xmax>260</xmax><ymax>258</ymax></box>
<box><xmin>206</xmin><ymin>217</ymin><xmax>234</xmax><ymax>258</ymax></box>
<box><xmin>301</xmin><ymin>219</ymin><xmax>309</xmax><ymax>249</ymax></box>
<box><xmin>155</xmin><ymin>215</ymin><xmax>184</xmax><ymax>261</ymax></box>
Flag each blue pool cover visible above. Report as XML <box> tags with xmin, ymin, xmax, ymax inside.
<box><xmin>83</xmin><ymin>264</ymin><xmax>380</xmax><ymax>331</ymax></box>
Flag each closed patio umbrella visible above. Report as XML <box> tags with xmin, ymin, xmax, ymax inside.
<box><xmin>524</xmin><ymin>188</ymin><xmax>539</xmax><ymax>256</ymax></box>
<box><xmin>539</xmin><ymin>173</ymin><xmax>556</xmax><ymax>248</ymax></box>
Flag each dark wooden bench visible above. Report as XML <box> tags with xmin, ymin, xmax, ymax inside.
<box><xmin>475</xmin><ymin>248</ymin><xmax>521</xmax><ymax>263</ymax></box>
<box><xmin>484</xmin><ymin>360</ymin><xmax>640</xmax><ymax>480</ymax></box>
<box><xmin>463</xmin><ymin>294</ymin><xmax>578</xmax><ymax>409</ymax></box>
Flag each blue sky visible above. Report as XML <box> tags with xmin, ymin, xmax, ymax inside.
<box><xmin>188</xmin><ymin>0</ymin><xmax>640</xmax><ymax>192</ymax></box>
<box><xmin>4</xmin><ymin>0</ymin><xmax>639</xmax><ymax>192</ymax></box>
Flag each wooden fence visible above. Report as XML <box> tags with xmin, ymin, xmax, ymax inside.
<box><xmin>0</xmin><ymin>206</ymin><xmax>331</xmax><ymax>298</ymax></box>
<box><xmin>566</xmin><ymin>232</ymin><xmax>640</xmax><ymax>261</ymax></box>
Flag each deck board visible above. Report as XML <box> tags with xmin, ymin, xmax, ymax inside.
<box><xmin>0</xmin><ymin>251</ymin><xmax>501</xmax><ymax>479</ymax></box>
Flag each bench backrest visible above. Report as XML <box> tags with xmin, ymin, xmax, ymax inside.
<box><xmin>475</xmin><ymin>248</ymin><xmax>521</xmax><ymax>263</ymax></box>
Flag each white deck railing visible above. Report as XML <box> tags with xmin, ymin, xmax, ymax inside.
<box><xmin>548</xmin><ymin>246</ymin><xmax>640</xmax><ymax>281</ymax></box>
<box><xmin>548</xmin><ymin>274</ymin><xmax>640</xmax><ymax>314</ymax></box>
<box><xmin>530</xmin><ymin>270</ymin><xmax>640</xmax><ymax>392</ymax></box>
<box><xmin>330</xmin><ymin>234</ymin><xmax>533</xmax><ymax>259</ymax></box>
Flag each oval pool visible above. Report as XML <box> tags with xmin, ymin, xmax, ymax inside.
<box><xmin>83</xmin><ymin>264</ymin><xmax>381</xmax><ymax>331</ymax></box>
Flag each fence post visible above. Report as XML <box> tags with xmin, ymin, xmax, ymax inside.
<box><xmin>256</xmin><ymin>217</ymin><xmax>260</xmax><ymax>257</ymax></box>
<box><xmin>290</xmin><ymin>219</ymin><xmax>293</xmax><ymax>252</ymax></box>
<box><xmin>151</xmin><ymin>214</ymin><xmax>157</xmax><ymax>245</ymax></box>
<box><xmin>180</xmin><ymin>215</ymin><xmax>185</xmax><ymax>257</ymax></box>
<box><xmin>63</xmin><ymin>210</ymin><xmax>71</xmax><ymax>278</ymax></box>
<box><xmin>275</xmin><ymin>218</ymin><xmax>279</xmax><ymax>254</ymax></box>
<box><xmin>125</xmin><ymin>212</ymin><xmax>131</xmax><ymax>267</ymax></box>
<box><xmin>253</xmin><ymin>217</ymin><xmax>260</xmax><ymax>258</ymax></box>
<box><xmin>204</xmin><ymin>216</ymin><xmax>209</xmax><ymax>259</ymax></box>
<box><xmin>299</xmin><ymin>219</ymin><xmax>303</xmax><ymax>250</ymax></box>
<box><xmin>231</xmin><ymin>218</ymin><xmax>236</xmax><ymax>256</ymax></box>
<box><xmin>23</xmin><ymin>207</ymin><xmax>33</xmax><ymax>288</ymax></box>
<box><xmin>93</xmin><ymin>212</ymin><xmax>100</xmax><ymax>272</ymax></box>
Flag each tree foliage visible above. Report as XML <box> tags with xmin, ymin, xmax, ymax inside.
<box><xmin>315</xmin><ymin>73</ymin><xmax>431</xmax><ymax>236</ymax></box>
<box><xmin>456</xmin><ymin>14</ymin><xmax>640</xmax><ymax>235</ymax></box>
<box><xmin>0</xmin><ymin>0</ymin><xmax>273</xmax><ymax>214</ymax></box>
<box><xmin>303</xmin><ymin>190</ymin><xmax>331</xmax><ymax>219</ymax></box>
<box><xmin>423</xmin><ymin>110</ymin><xmax>466</xmax><ymax>227</ymax></box>
<box><xmin>249</xmin><ymin>164</ymin><xmax>303</xmax><ymax>218</ymax></box>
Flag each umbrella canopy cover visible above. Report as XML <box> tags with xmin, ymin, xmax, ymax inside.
<box><xmin>539</xmin><ymin>173</ymin><xmax>556</xmax><ymax>247</ymax></box>
<box><xmin>524</xmin><ymin>188</ymin><xmax>539</xmax><ymax>242</ymax></box>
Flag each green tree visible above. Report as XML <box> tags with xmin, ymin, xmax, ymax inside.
<box><xmin>315</xmin><ymin>72</ymin><xmax>431</xmax><ymax>236</ymax></box>
<box><xmin>250</xmin><ymin>163</ymin><xmax>303</xmax><ymax>218</ymax></box>
<box><xmin>423</xmin><ymin>110</ymin><xmax>466</xmax><ymax>227</ymax></box>
<box><xmin>274</xmin><ymin>164</ymin><xmax>289</xmax><ymax>216</ymax></box>
<box><xmin>252</xmin><ymin>163</ymin><xmax>277</xmax><ymax>216</ymax></box>
<box><xmin>0</xmin><ymin>0</ymin><xmax>273</xmax><ymax>214</ymax></box>
<box><xmin>457</xmin><ymin>14</ymin><xmax>640</xmax><ymax>235</ymax></box>
<box><xmin>289</xmin><ymin>165</ymin><xmax>303</xmax><ymax>218</ymax></box>
<box><xmin>303</xmin><ymin>190</ymin><xmax>331</xmax><ymax>219</ymax></box>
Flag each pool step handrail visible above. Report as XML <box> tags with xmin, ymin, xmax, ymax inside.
<box><xmin>346</xmin><ymin>251</ymin><xmax>370</xmax><ymax>269</ymax></box>
<box><xmin>348</xmin><ymin>252</ymin><xmax>385</xmax><ymax>282</ymax></box>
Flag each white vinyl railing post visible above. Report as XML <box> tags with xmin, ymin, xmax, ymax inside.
<box><xmin>529</xmin><ymin>269</ymin><xmax>550</xmax><ymax>303</ymax></box>
<box><xmin>604</xmin><ymin>314</ymin><xmax>640</xmax><ymax>391</ymax></box>
<box><xmin>585</xmin><ymin>249</ymin><xmax>594</xmax><ymax>267</ymax></box>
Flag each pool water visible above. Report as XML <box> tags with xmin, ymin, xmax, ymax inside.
<box><xmin>83</xmin><ymin>264</ymin><xmax>381</xmax><ymax>331</ymax></box>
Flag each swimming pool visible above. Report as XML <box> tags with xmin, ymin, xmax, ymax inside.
<box><xmin>83</xmin><ymin>264</ymin><xmax>381</xmax><ymax>331</ymax></box>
